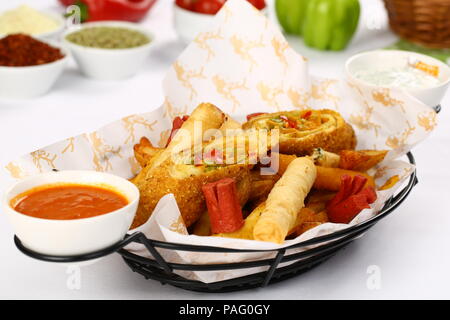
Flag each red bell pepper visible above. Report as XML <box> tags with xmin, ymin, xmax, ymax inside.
<box><xmin>327</xmin><ymin>174</ymin><xmax>377</xmax><ymax>224</ymax></box>
<box><xmin>60</xmin><ymin>0</ymin><xmax>157</xmax><ymax>22</ymax></box>
<box><xmin>59</xmin><ymin>0</ymin><xmax>76</xmax><ymax>6</ymax></box>
<box><xmin>166</xmin><ymin>115</ymin><xmax>189</xmax><ymax>147</ymax></box>
<box><xmin>202</xmin><ymin>178</ymin><xmax>244</xmax><ymax>234</ymax></box>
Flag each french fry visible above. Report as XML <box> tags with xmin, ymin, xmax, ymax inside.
<box><xmin>287</xmin><ymin>208</ymin><xmax>328</xmax><ymax>238</ymax></box>
<box><xmin>296</xmin><ymin>222</ymin><xmax>323</xmax><ymax>235</ymax></box>
<box><xmin>379</xmin><ymin>175</ymin><xmax>400</xmax><ymax>190</ymax></box>
<box><xmin>214</xmin><ymin>202</ymin><xmax>265</xmax><ymax>240</ymax></box>
<box><xmin>339</xmin><ymin>150</ymin><xmax>388</xmax><ymax>172</ymax></box>
<box><xmin>268</xmin><ymin>152</ymin><xmax>298</xmax><ymax>175</ymax></box>
<box><xmin>248</xmin><ymin>179</ymin><xmax>277</xmax><ymax>203</ymax></box>
<box><xmin>306</xmin><ymin>189</ymin><xmax>336</xmax><ymax>213</ymax></box>
<box><xmin>133</xmin><ymin>137</ymin><xmax>163</xmax><ymax>167</ymax></box>
<box><xmin>314</xmin><ymin>166</ymin><xmax>375</xmax><ymax>191</ymax></box>
<box><xmin>192</xmin><ymin>211</ymin><xmax>211</xmax><ymax>236</ymax></box>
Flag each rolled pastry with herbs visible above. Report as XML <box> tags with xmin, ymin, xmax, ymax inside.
<box><xmin>151</xmin><ymin>103</ymin><xmax>225</xmax><ymax>169</ymax></box>
<box><xmin>242</xmin><ymin>109</ymin><xmax>356</xmax><ymax>155</ymax></box>
<box><xmin>253</xmin><ymin>157</ymin><xmax>316</xmax><ymax>244</ymax></box>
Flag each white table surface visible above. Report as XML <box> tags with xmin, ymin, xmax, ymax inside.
<box><xmin>0</xmin><ymin>0</ymin><xmax>449</xmax><ymax>300</ymax></box>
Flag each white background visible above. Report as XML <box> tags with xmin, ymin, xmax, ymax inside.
<box><xmin>0</xmin><ymin>0</ymin><xmax>449</xmax><ymax>299</ymax></box>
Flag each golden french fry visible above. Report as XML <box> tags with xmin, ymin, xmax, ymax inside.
<box><xmin>305</xmin><ymin>189</ymin><xmax>336</xmax><ymax>213</ymax></box>
<box><xmin>379</xmin><ymin>175</ymin><xmax>400</xmax><ymax>191</ymax></box>
<box><xmin>287</xmin><ymin>208</ymin><xmax>328</xmax><ymax>238</ymax></box>
<box><xmin>248</xmin><ymin>179</ymin><xmax>277</xmax><ymax>203</ymax></box>
<box><xmin>296</xmin><ymin>222</ymin><xmax>323</xmax><ymax>235</ymax></box>
<box><xmin>214</xmin><ymin>202</ymin><xmax>266</xmax><ymax>240</ymax></box>
<box><xmin>339</xmin><ymin>150</ymin><xmax>388</xmax><ymax>172</ymax></box>
<box><xmin>133</xmin><ymin>137</ymin><xmax>163</xmax><ymax>167</ymax></box>
<box><xmin>192</xmin><ymin>211</ymin><xmax>211</xmax><ymax>236</ymax></box>
<box><xmin>314</xmin><ymin>166</ymin><xmax>375</xmax><ymax>191</ymax></box>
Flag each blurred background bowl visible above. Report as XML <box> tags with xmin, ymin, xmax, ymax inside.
<box><xmin>0</xmin><ymin>39</ymin><xmax>68</xmax><ymax>99</ymax></box>
<box><xmin>345</xmin><ymin>50</ymin><xmax>450</xmax><ymax>108</ymax></box>
<box><xmin>63</xmin><ymin>21</ymin><xmax>155</xmax><ymax>81</ymax></box>
<box><xmin>173</xmin><ymin>2</ymin><xmax>267</xmax><ymax>44</ymax></box>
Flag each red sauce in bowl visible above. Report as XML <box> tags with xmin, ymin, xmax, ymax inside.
<box><xmin>11</xmin><ymin>184</ymin><xmax>129</xmax><ymax>220</ymax></box>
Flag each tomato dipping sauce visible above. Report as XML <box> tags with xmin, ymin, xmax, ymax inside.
<box><xmin>11</xmin><ymin>184</ymin><xmax>129</xmax><ymax>220</ymax></box>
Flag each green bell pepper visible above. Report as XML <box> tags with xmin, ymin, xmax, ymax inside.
<box><xmin>275</xmin><ymin>0</ymin><xmax>310</xmax><ymax>35</ymax></box>
<box><xmin>303</xmin><ymin>0</ymin><xmax>360</xmax><ymax>51</ymax></box>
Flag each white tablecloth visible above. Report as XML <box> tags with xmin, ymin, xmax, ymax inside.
<box><xmin>0</xmin><ymin>0</ymin><xmax>449</xmax><ymax>299</ymax></box>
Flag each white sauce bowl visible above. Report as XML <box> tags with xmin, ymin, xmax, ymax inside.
<box><xmin>2</xmin><ymin>170</ymin><xmax>139</xmax><ymax>256</ymax></box>
<box><xmin>345</xmin><ymin>50</ymin><xmax>450</xmax><ymax>108</ymax></box>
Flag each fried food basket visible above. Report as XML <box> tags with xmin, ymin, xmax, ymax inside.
<box><xmin>13</xmin><ymin>153</ymin><xmax>417</xmax><ymax>293</ymax></box>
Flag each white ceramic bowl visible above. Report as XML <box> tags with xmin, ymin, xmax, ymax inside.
<box><xmin>63</xmin><ymin>21</ymin><xmax>155</xmax><ymax>80</ymax></box>
<box><xmin>0</xmin><ymin>39</ymin><xmax>68</xmax><ymax>99</ymax></box>
<box><xmin>3</xmin><ymin>170</ymin><xmax>140</xmax><ymax>256</ymax></box>
<box><xmin>173</xmin><ymin>4</ymin><xmax>267</xmax><ymax>44</ymax></box>
<box><xmin>34</xmin><ymin>10</ymin><xmax>65</xmax><ymax>40</ymax></box>
<box><xmin>0</xmin><ymin>9</ymin><xmax>65</xmax><ymax>40</ymax></box>
<box><xmin>345</xmin><ymin>50</ymin><xmax>450</xmax><ymax>108</ymax></box>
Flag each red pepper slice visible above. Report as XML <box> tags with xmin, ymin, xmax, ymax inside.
<box><xmin>327</xmin><ymin>175</ymin><xmax>377</xmax><ymax>224</ymax></box>
<box><xmin>202</xmin><ymin>178</ymin><xmax>244</xmax><ymax>234</ymax></box>
<box><xmin>286</xmin><ymin>119</ymin><xmax>297</xmax><ymax>129</ymax></box>
<box><xmin>72</xmin><ymin>0</ymin><xmax>157</xmax><ymax>22</ymax></box>
<box><xmin>246</xmin><ymin>112</ymin><xmax>267</xmax><ymax>121</ymax></box>
<box><xmin>301</xmin><ymin>110</ymin><xmax>312</xmax><ymax>119</ymax></box>
<box><xmin>166</xmin><ymin>115</ymin><xmax>189</xmax><ymax>147</ymax></box>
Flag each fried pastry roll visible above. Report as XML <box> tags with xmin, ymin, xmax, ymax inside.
<box><xmin>242</xmin><ymin>109</ymin><xmax>356</xmax><ymax>155</ymax></box>
<box><xmin>253</xmin><ymin>157</ymin><xmax>316</xmax><ymax>244</ymax></box>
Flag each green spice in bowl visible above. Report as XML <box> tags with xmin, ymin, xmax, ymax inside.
<box><xmin>63</xmin><ymin>22</ymin><xmax>155</xmax><ymax>80</ymax></box>
<box><xmin>65</xmin><ymin>26</ymin><xmax>151</xmax><ymax>49</ymax></box>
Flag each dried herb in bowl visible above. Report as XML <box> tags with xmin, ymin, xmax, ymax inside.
<box><xmin>0</xmin><ymin>34</ymin><xmax>65</xmax><ymax>67</ymax></box>
<box><xmin>65</xmin><ymin>26</ymin><xmax>150</xmax><ymax>49</ymax></box>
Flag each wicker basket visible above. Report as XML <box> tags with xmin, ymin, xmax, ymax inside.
<box><xmin>383</xmin><ymin>0</ymin><xmax>450</xmax><ymax>48</ymax></box>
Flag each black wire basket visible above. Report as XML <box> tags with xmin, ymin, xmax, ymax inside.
<box><xmin>14</xmin><ymin>152</ymin><xmax>418</xmax><ymax>293</ymax></box>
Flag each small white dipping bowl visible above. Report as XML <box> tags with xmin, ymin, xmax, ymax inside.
<box><xmin>2</xmin><ymin>170</ymin><xmax>140</xmax><ymax>256</ymax></box>
<box><xmin>173</xmin><ymin>4</ymin><xmax>267</xmax><ymax>44</ymax></box>
<box><xmin>345</xmin><ymin>50</ymin><xmax>450</xmax><ymax>108</ymax></box>
<box><xmin>63</xmin><ymin>21</ymin><xmax>155</xmax><ymax>80</ymax></box>
<box><xmin>0</xmin><ymin>39</ymin><xmax>68</xmax><ymax>99</ymax></box>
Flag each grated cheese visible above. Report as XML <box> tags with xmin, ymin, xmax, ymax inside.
<box><xmin>0</xmin><ymin>5</ymin><xmax>60</xmax><ymax>35</ymax></box>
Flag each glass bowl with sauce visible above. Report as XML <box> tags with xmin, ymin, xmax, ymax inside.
<box><xmin>2</xmin><ymin>170</ymin><xmax>139</xmax><ymax>256</ymax></box>
<box><xmin>345</xmin><ymin>50</ymin><xmax>450</xmax><ymax>109</ymax></box>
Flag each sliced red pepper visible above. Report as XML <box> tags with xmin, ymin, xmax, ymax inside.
<box><xmin>203</xmin><ymin>148</ymin><xmax>224</xmax><ymax>165</ymax></box>
<box><xmin>246</xmin><ymin>112</ymin><xmax>267</xmax><ymax>121</ymax></box>
<box><xmin>166</xmin><ymin>115</ymin><xmax>189</xmax><ymax>147</ymax></box>
<box><xmin>327</xmin><ymin>174</ymin><xmax>377</xmax><ymax>224</ymax></box>
<box><xmin>73</xmin><ymin>0</ymin><xmax>157</xmax><ymax>22</ymax></box>
<box><xmin>202</xmin><ymin>178</ymin><xmax>244</xmax><ymax>234</ymax></box>
<box><xmin>301</xmin><ymin>110</ymin><xmax>312</xmax><ymax>119</ymax></box>
<box><xmin>286</xmin><ymin>119</ymin><xmax>297</xmax><ymax>129</ymax></box>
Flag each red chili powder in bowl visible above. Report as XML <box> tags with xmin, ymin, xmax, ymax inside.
<box><xmin>0</xmin><ymin>34</ymin><xmax>65</xmax><ymax>67</ymax></box>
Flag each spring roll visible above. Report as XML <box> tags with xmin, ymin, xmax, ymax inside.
<box><xmin>311</xmin><ymin>148</ymin><xmax>340</xmax><ymax>167</ymax></box>
<box><xmin>253</xmin><ymin>157</ymin><xmax>316</xmax><ymax>244</ymax></box>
